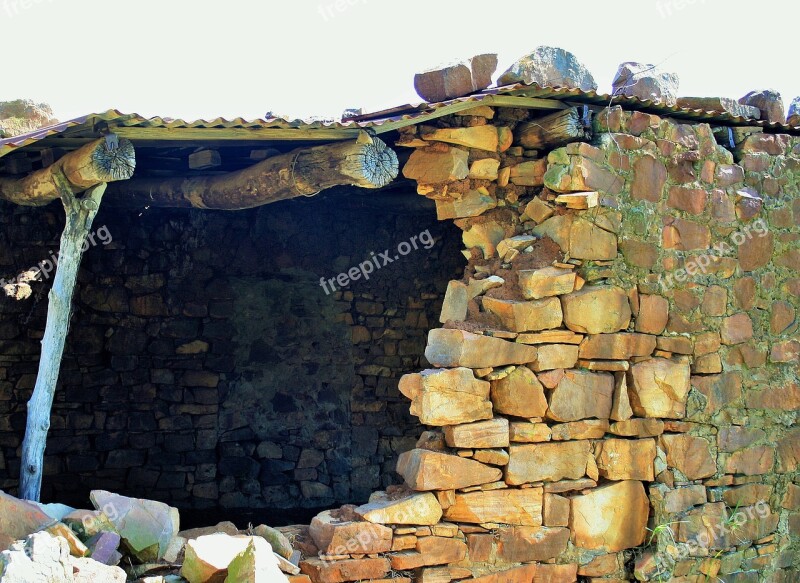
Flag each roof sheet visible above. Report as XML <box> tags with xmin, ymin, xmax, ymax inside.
<box><xmin>2</xmin><ymin>82</ymin><xmax>798</xmax><ymax>160</ymax></box>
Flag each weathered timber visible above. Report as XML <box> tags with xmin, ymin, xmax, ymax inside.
<box><xmin>514</xmin><ymin>107</ymin><xmax>591</xmax><ymax>149</ymax></box>
<box><xmin>0</xmin><ymin>137</ymin><xmax>135</xmax><ymax>206</ymax></box>
<box><xmin>20</xmin><ymin>180</ymin><xmax>107</xmax><ymax>501</ymax></box>
<box><xmin>105</xmin><ymin>133</ymin><xmax>399</xmax><ymax>209</ymax></box>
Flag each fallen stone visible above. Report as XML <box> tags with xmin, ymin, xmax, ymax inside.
<box><xmin>518</xmin><ymin>267</ymin><xmax>577</xmax><ymax>300</ymax></box>
<box><xmin>45</xmin><ymin>522</ymin><xmax>88</xmax><ymax>557</ymax></box>
<box><xmin>443</xmin><ymin>488</ymin><xmax>543</xmax><ymax>526</ymax></box>
<box><xmin>300</xmin><ymin>557</ymin><xmax>390</xmax><ymax>583</ymax></box>
<box><xmin>496</xmin><ymin>526</ymin><xmax>570</xmax><ymax>562</ymax></box>
<box><xmin>84</xmin><ymin>531</ymin><xmax>121</xmax><ymax>566</ymax></box>
<box><xmin>547</xmin><ymin>369</ymin><xmax>614</xmax><ymax>422</ymax></box>
<box><xmin>414</xmin><ymin>54</ymin><xmax>498</xmax><ymax>102</ymax></box>
<box><xmin>506</xmin><ymin>440</ymin><xmax>592</xmax><ymax>485</ymax></box>
<box><xmin>594</xmin><ymin>438</ymin><xmax>656</xmax><ymax>481</ymax></box>
<box><xmin>570</xmin><ymin>481</ymin><xmax>649</xmax><ymax>551</ymax></box>
<box><xmin>490</xmin><ymin>365</ymin><xmax>548</xmax><ymax>418</ymax></box>
<box><xmin>399</xmin><ymin>367</ymin><xmax>492</xmax><ymax>426</ymax></box>
<box><xmin>72</xmin><ymin>556</ymin><xmax>127</xmax><ymax>583</ymax></box>
<box><xmin>355</xmin><ymin>491</ymin><xmax>442</xmax><ymax>526</ymax></box>
<box><xmin>179</xmin><ymin>521</ymin><xmax>240</xmax><ymax>540</ymax></box>
<box><xmin>739</xmin><ymin>89</ymin><xmax>784</xmax><ymax>124</ymax></box>
<box><xmin>561</xmin><ymin>286</ymin><xmax>632</xmax><ymax>334</ymax></box>
<box><xmin>498</xmin><ymin>46</ymin><xmax>597</xmax><ymax>91</ymax></box>
<box><xmin>0</xmin><ymin>489</ymin><xmax>55</xmax><ymax>551</ymax></box>
<box><xmin>402</xmin><ymin>147</ymin><xmax>469</xmax><ymax>184</ymax></box>
<box><xmin>90</xmin><ymin>490</ymin><xmax>179</xmax><ymax>562</ymax></box>
<box><xmin>482</xmin><ymin>296</ymin><xmax>563</xmax><ymax>332</ymax></box>
<box><xmin>251</xmin><ymin>524</ymin><xmax>294</xmax><ymax>560</ymax></box>
<box><xmin>627</xmin><ymin>358</ymin><xmax>691</xmax><ymax>419</ymax></box>
<box><xmin>0</xmin><ymin>531</ymin><xmax>72</xmax><ymax>582</ymax></box>
<box><xmin>182</xmin><ymin>534</ymin><xmax>286</xmax><ymax>583</ymax></box>
<box><xmin>224</xmin><ymin>538</ymin><xmax>290</xmax><ymax>583</ymax></box>
<box><xmin>425</xmin><ymin>328</ymin><xmax>537</xmax><ymax>368</ymax></box>
<box><xmin>443</xmin><ymin>418</ymin><xmax>509</xmax><ymax>449</ymax></box>
<box><xmin>612</xmin><ymin>62</ymin><xmax>679</xmax><ymax>105</ymax></box>
<box><xmin>309</xmin><ymin>510</ymin><xmax>392</xmax><ymax>555</ymax></box>
<box><xmin>397</xmin><ymin>449</ymin><xmax>502</xmax><ymax>491</ymax></box>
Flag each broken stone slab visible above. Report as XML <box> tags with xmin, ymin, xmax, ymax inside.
<box><xmin>309</xmin><ymin>510</ymin><xmax>392</xmax><ymax>555</ymax></box>
<box><xmin>561</xmin><ymin>286</ymin><xmax>632</xmax><ymax>334</ymax></box>
<box><xmin>612</xmin><ymin>62</ymin><xmax>679</xmax><ymax>106</ymax></box>
<box><xmin>424</xmin><ymin>328</ymin><xmax>538</xmax><ymax>369</ymax></box>
<box><xmin>676</xmin><ymin>96</ymin><xmax>761</xmax><ymax>120</ymax></box>
<box><xmin>0</xmin><ymin>489</ymin><xmax>56</xmax><ymax>551</ymax></box>
<box><xmin>498</xmin><ymin>46</ymin><xmax>597</xmax><ymax>91</ymax></box>
<box><xmin>482</xmin><ymin>295</ymin><xmax>563</xmax><ymax>332</ymax></box>
<box><xmin>399</xmin><ymin>367</ymin><xmax>492</xmax><ymax>426</ymax></box>
<box><xmin>490</xmin><ymin>365</ymin><xmax>548</xmax><ymax>418</ymax></box>
<box><xmin>181</xmin><ymin>534</ymin><xmax>287</xmax><ymax>583</ymax></box>
<box><xmin>224</xmin><ymin>538</ymin><xmax>291</xmax><ymax>583</ymax></box>
<box><xmin>250</xmin><ymin>524</ymin><xmax>294</xmax><ymax>560</ymax></box>
<box><xmin>414</xmin><ymin>54</ymin><xmax>498</xmax><ymax>103</ymax></box>
<box><xmin>443</xmin><ymin>488</ymin><xmax>543</xmax><ymax>526</ymax></box>
<box><xmin>178</xmin><ymin>522</ymin><xmax>239</xmax><ymax>540</ymax></box>
<box><xmin>84</xmin><ymin>531</ymin><xmax>122</xmax><ymax>566</ymax></box>
<box><xmin>518</xmin><ymin>267</ymin><xmax>577</xmax><ymax>300</ymax></box>
<box><xmin>627</xmin><ymin>358</ymin><xmax>691</xmax><ymax>419</ymax></box>
<box><xmin>90</xmin><ymin>490</ymin><xmax>179</xmax><ymax>562</ymax></box>
<box><xmin>739</xmin><ymin>89</ymin><xmax>784</xmax><ymax>124</ymax></box>
<box><xmin>355</xmin><ymin>491</ymin><xmax>442</xmax><ymax>526</ymax></box>
<box><xmin>570</xmin><ymin>480</ymin><xmax>649</xmax><ymax>552</ymax></box>
<box><xmin>443</xmin><ymin>418</ymin><xmax>509</xmax><ymax>449</ymax></box>
<box><xmin>396</xmin><ymin>449</ymin><xmax>502</xmax><ymax>491</ymax></box>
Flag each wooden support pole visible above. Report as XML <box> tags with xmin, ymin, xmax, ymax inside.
<box><xmin>0</xmin><ymin>137</ymin><xmax>135</xmax><ymax>206</ymax></box>
<box><xmin>19</xmin><ymin>179</ymin><xmax>107</xmax><ymax>501</ymax></box>
<box><xmin>106</xmin><ymin>133</ymin><xmax>399</xmax><ymax>209</ymax></box>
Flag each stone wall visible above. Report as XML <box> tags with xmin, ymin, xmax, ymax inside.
<box><xmin>0</xmin><ymin>190</ymin><xmax>464</xmax><ymax>514</ymax></box>
<box><xmin>294</xmin><ymin>106</ymin><xmax>799</xmax><ymax>582</ymax></box>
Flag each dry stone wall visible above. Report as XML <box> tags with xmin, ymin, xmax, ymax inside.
<box><xmin>294</xmin><ymin>106</ymin><xmax>799</xmax><ymax>582</ymax></box>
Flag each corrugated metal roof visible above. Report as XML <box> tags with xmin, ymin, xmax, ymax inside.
<box><xmin>2</xmin><ymin>82</ymin><xmax>798</xmax><ymax>160</ymax></box>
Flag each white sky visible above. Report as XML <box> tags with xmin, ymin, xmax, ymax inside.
<box><xmin>1</xmin><ymin>0</ymin><xmax>797</xmax><ymax>122</ymax></box>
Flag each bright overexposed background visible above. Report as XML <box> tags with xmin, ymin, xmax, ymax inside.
<box><xmin>1</xmin><ymin>0</ymin><xmax>796</xmax><ymax>122</ymax></box>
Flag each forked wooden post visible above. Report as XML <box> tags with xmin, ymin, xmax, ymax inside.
<box><xmin>19</xmin><ymin>179</ymin><xmax>107</xmax><ymax>501</ymax></box>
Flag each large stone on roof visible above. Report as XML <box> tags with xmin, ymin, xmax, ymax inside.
<box><xmin>498</xmin><ymin>46</ymin><xmax>597</xmax><ymax>91</ymax></box>
<box><xmin>676</xmin><ymin>97</ymin><xmax>760</xmax><ymax>120</ymax></box>
<box><xmin>787</xmin><ymin>96</ymin><xmax>800</xmax><ymax>125</ymax></box>
<box><xmin>414</xmin><ymin>54</ymin><xmax>498</xmax><ymax>103</ymax></box>
<box><xmin>611</xmin><ymin>62</ymin><xmax>679</xmax><ymax>106</ymax></box>
<box><xmin>739</xmin><ymin>89</ymin><xmax>785</xmax><ymax>124</ymax></box>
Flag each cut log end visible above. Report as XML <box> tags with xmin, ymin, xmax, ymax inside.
<box><xmin>355</xmin><ymin>137</ymin><xmax>400</xmax><ymax>188</ymax></box>
<box><xmin>90</xmin><ymin>139</ymin><xmax>137</xmax><ymax>182</ymax></box>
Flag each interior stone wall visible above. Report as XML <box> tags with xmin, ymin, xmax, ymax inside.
<box><xmin>0</xmin><ymin>189</ymin><xmax>464</xmax><ymax>515</ymax></box>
